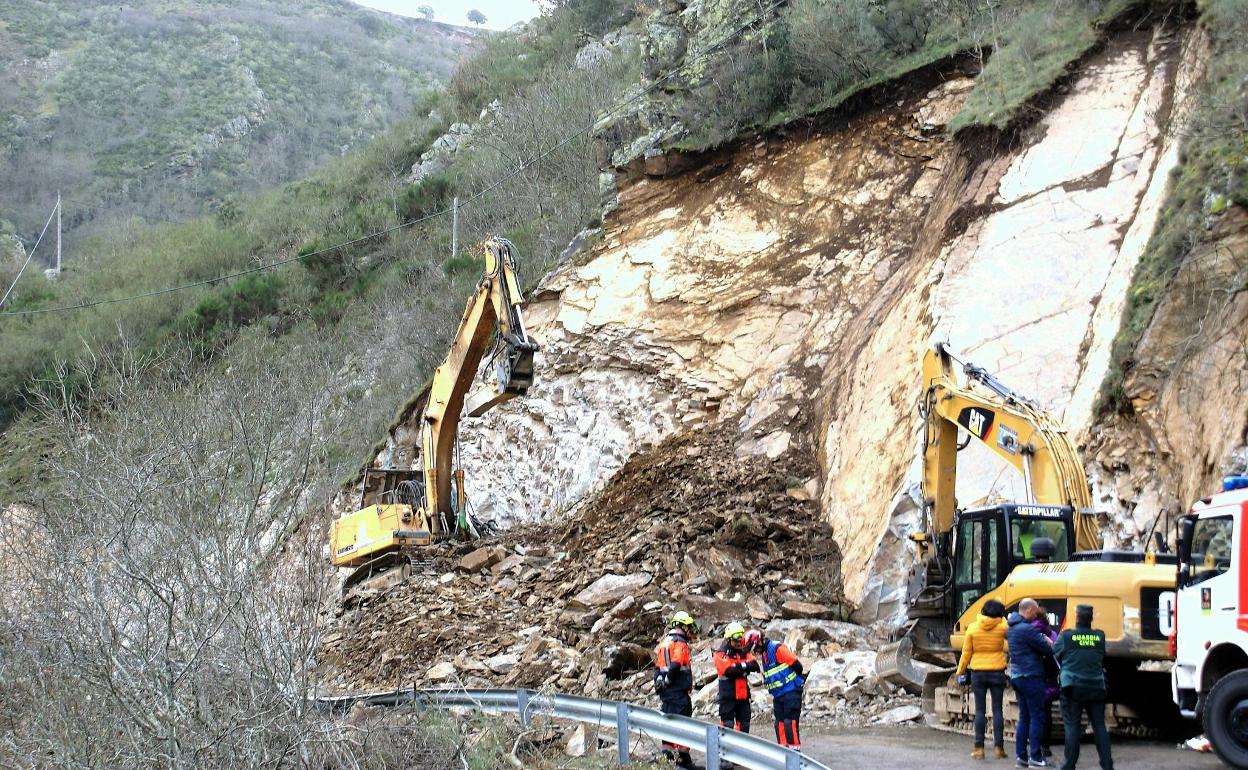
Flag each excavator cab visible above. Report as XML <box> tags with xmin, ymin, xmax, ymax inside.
<box><xmin>331</xmin><ymin>468</ymin><xmax>433</xmax><ymax>569</ymax></box>
<box><xmin>951</xmin><ymin>503</ymin><xmax>1075</xmax><ymax>621</ymax></box>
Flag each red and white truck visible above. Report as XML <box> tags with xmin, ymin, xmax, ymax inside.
<box><xmin>1173</xmin><ymin>476</ymin><xmax>1248</xmax><ymax>768</ymax></box>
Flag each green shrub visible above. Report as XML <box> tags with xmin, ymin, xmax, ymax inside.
<box><xmin>175</xmin><ymin>273</ymin><xmax>285</xmax><ymax>353</ymax></box>
<box><xmin>951</xmin><ymin>2</ymin><xmax>1098</xmax><ymax>131</ymax></box>
<box><xmin>399</xmin><ymin>174</ymin><xmax>453</xmax><ymax>221</ymax></box>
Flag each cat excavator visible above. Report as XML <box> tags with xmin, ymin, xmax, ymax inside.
<box><xmin>328</xmin><ymin>237</ymin><xmax>537</xmax><ymax>594</ymax></box>
<box><xmin>875</xmin><ymin>343</ymin><xmax>1179</xmax><ymax>734</ymax></box>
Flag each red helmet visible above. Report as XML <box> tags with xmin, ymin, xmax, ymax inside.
<box><xmin>743</xmin><ymin>629</ymin><xmax>763</xmax><ymax>652</ymax></box>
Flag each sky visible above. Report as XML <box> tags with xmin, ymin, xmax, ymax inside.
<box><xmin>351</xmin><ymin>0</ymin><xmax>543</xmax><ymax>30</ymax></box>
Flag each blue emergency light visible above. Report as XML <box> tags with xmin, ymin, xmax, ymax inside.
<box><xmin>1225</xmin><ymin>476</ymin><xmax>1248</xmax><ymax>492</ymax></box>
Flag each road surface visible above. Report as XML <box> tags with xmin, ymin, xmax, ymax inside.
<box><xmin>776</xmin><ymin>724</ymin><xmax>1223</xmax><ymax>769</ymax></box>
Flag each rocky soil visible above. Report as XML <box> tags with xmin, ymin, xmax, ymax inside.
<box><xmin>319</xmin><ymin>423</ymin><xmax>918</xmax><ymax>726</ymax></box>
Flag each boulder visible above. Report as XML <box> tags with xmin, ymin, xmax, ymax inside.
<box><xmin>458</xmin><ymin>546</ymin><xmax>507</xmax><ymax>572</ymax></box>
<box><xmin>779</xmin><ymin>600</ymin><xmax>835</xmax><ymax>620</ymax></box>
<box><xmin>575</xmin><ymin>40</ymin><xmax>611</xmax><ymax>70</ymax></box>
<box><xmin>802</xmin><ymin>652</ymin><xmax>878</xmax><ymax>697</ymax></box>
<box><xmin>565</xmin><ymin>723</ymin><xmax>589</xmax><ymax>757</ymax></box>
<box><xmin>569</xmin><ymin>572</ymin><xmax>652</xmax><ymax>609</ymax></box>
<box><xmin>764</xmin><ymin>619</ymin><xmax>869</xmax><ymax>648</ymax></box>
<box><xmin>603</xmin><ymin>642</ymin><xmax>653</xmax><ymax>680</ymax></box>
<box><xmin>485</xmin><ymin>653</ymin><xmax>520</xmax><ymax>674</ymax></box>
<box><xmin>679</xmin><ymin>594</ymin><xmax>748</xmax><ymax>624</ymax></box>
<box><xmin>746</xmin><ymin>594</ymin><xmax>774</xmax><ymax>621</ymax></box>
<box><xmin>873</xmin><ymin>704</ymin><xmax>923</xmax><ymax>724</ymax></box>
<box><xmin>426</xmin><ymin>661</ymin><xmax>456</xmax><ymax>681</ymax></box>
<box><xmin>692</xmin><ymin>680</ymin><xmax>718</xmax><ymax>709</ymax></box>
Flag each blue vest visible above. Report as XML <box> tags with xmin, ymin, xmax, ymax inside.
<box><xmin>761</xmin><ymin>640</ymin><xmax>803</xmax><ymax>697</ymax></box>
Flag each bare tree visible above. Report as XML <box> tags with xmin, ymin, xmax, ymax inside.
<box><xmin>0</xmin><ymin>330</ymin><xmax>484</xmax><ymax>768</ymax></box>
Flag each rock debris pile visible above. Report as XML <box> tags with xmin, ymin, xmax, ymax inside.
<box><xmin>319</xmin><ymin>424</ymin><xmax>918</xmax><ymax>726</ymax></box>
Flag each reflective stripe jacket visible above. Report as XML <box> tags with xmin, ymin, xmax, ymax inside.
<box><xmin>713</xmin><ymin>643</ymin><xmax>759</xmax><ymax>701</ymax></box>
<box><xmin>760</xmin><ymin>640</ymin><xmax>803</xmax><ymax>697</ymax></box>
<box><xmin>655</xmin><ymin>629</ymin><xmax>694</xmax><ymax>693</ymax></box>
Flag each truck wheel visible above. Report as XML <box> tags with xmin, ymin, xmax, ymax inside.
<box><xmin>1204</xmin><ymin>669</ymin><xmax>1248</xmax><ymax>769</ymax></box>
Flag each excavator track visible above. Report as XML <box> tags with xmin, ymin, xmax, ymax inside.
<box><xmin>920</xmin><ymin>669</ymin><xmax>1168</xmax><ymax>740</ymax></box>
<box><xmin>341</xmin><ymin>551</ymin><xmax>419</xmax><ymax>606</ymax></box>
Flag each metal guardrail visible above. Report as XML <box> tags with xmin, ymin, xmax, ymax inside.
<box><xmin>317</xmin><ymin>687</ymin><xmax>832</xmax><ymax>770</ymax></box>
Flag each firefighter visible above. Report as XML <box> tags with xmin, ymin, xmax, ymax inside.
<box><xmin>748</xmin><ymin>630</ymin><xmax>805</xmax><ymax>751</ymax></box>
<box><xmin>714</xmin><ymin>622</ymin><xmax>760</xmax><ymax>733</ymax></box>
<box><xmin>655</xmin><ymin>611</ymin><xmax>700</xmax><ymax>768</ymax></box>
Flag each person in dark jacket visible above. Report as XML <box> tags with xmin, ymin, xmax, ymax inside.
<box><xmin>1053</xmin><ymin>605</ymin><xmax>1113</xmax><ymax>770</ymax></box>
<box><xmin>1030</xmin><ymin>608</ymin><xmax>1061</xmax><ymax>758</ymax></box>
<box><xmin>749</xmin><ymin>631</ymin><xmax>805</xmax><ymax>751</ymax></box>
<box><xmin>1008</xmin><ymin>598</ymin><xmax>1055</xmax><ymax>767</ymax></box>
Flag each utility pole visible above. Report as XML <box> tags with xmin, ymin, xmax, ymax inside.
<box><xmin>55</xmin><ymin>191</ymin><xmax>61</xmax><ymax>274</ymax></box>
<box><xmin>451</xmin><ymin>196</ymin><xmax>460</xmax><ymax>260</ymax></box>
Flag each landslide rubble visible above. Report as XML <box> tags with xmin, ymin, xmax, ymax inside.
<box><xmin>319</xmin><ymin>423</ymin><xmax>916</xmax><ymax>725</ymax></box>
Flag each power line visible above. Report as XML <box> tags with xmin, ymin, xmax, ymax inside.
<box><xmin>0</xmin><ymin>0</ymin><xmax>786</xmax><ymax>319</ymax></box>
<box><xmin>0</xmin><ymin>200</ymin><xmax>58</xmax><ymax>310</ymax></box>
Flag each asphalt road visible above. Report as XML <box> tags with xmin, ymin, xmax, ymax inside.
<box><xmin>796</xmin><ymin>725</ymin><xmax>1224</xmax><ymax>770</ymax></box>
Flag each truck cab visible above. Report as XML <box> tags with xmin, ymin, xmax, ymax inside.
<box><xmin>1173</xmin><ymin>476</ymin><xmax>1248</xmax><ymax>768</ymax></box>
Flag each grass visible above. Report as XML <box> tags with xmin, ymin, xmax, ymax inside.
<box><xmin>950</xmin><ymin>3</ymin><xmax>1099</xmax><ymax>131</ymax></box>
<box><xmin>672</xmin><ymin>0</ymin><xmax>1148</xmax><ymax>151</ymax></box>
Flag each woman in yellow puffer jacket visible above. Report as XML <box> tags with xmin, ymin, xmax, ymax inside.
<box><xmin>955</xmin><ymin>599</ymin><xmax>1008</xmax><ymax>759</ymax></box>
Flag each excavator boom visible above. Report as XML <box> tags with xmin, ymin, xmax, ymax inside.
<box><xmin>921</xmin><ymin>343</ymin><xmax>1096</xmax><ymax>550</ymax></box>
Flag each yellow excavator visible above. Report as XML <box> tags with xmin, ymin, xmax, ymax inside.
<box><xmin>329</xmin><ymin>237</ymin><xmax>537</xmax><ymax>592</ymax></box>
<box><xmin>876</xmin><ymin>343</ymin><xmax>1179</xmax><ymax>734</ymax></box>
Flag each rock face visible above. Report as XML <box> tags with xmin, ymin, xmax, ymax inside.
<box><xmin>359</xmin><ymin>25</ymin><xmax>1208</xmax><ymax>628</ymax></box>
<box><xmin>1088</xmin><ymin>203</ymin><xmax>1248</xmax><ymax>545</ymax></box>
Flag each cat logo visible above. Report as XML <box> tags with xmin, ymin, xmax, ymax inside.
<box><xmin>958</xmin><ymin>406</ymin><xmax>995</xmax><ymax>441</ymax></box>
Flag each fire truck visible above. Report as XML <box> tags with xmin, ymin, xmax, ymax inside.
<box><xmin>1173</xmin><ymin>475</ymin><xmax>1248</xmax><ymax>768</ymax></box>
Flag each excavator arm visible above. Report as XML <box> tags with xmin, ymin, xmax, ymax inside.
<box><xmin>920</xmin><ymin>342</ymin><xmax>1097</xmax><ymax>553</ymax></box>
<box><xmin>421</xmin><ymin>237</ymin><xmax>537</xmax><ymax>536</ymax></box>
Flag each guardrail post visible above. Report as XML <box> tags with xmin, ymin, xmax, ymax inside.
<box><xmin>615</xmin><ymin>702</ymin><xmax>630</xmax><ymax>765</ymax></box>
<box><xmin>786</xmin><ymin>748</ymin><xmax>801</xmax><ymax>770</ymax></box>
<box><xmin>517</xmin><ymin>688</ymin><xmax>532</xmax><ymax>729</ymax></box>
<box><xmin>705</xmin><ymin>725</ymin><xmax>720</xmax><ymax>770</ymax></box>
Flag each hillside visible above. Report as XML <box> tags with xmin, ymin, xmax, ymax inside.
<box><xmin>0</xmin><ymin>0</ymin><xmax>1246</xmax><ymax>765</ymax></box>
<box><xmin>0</xmin><ymin>0</ymin><xmax>478</xmax><ymax>252</ymax></box>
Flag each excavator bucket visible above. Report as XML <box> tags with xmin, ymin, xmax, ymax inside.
<box><xmin>874</xmin><ymin>636</ymin><xmax>929</xmax><ymax>694</ymax></box>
